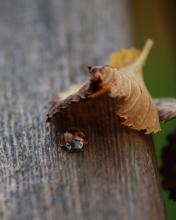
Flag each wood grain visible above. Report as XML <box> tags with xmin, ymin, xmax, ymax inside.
<box><xmin>54</xmin><ymin>93</ymin><xmax>166</xmax><ymax>220</ymax></box>
<box><xmin>0</xmin><ymin>0</ymin><xmax>166</xmax><ymax>219</ymax></box>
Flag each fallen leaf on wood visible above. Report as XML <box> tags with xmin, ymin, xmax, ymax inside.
<box><xmin>154</xmin><ymin>98</ymin><xmax>176</xmax><ymax>122</ymax></box>
<box><xmin>46</xmin><ymin>81</ymin><xmax>92</xmax><ymax>120</ymax></box>
<box><xmin>88</xmin><ymin>64</ymin><xmax>160</xmax><ymax>134</ymax></box>
<box><xmin>58</xmin><ymin>81</ymin><xmax>88</xmax><ymax>101</ymax></box>
<box><xmin>47</xmin><ymin>39</ymin><xmax>161</xmax><ymax>134</ymax></box>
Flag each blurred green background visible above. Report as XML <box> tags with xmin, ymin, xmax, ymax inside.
<box><xmin>130</xmin><ymin>0</ymin><xmax>176</xmax><ymax>219</ymax></box>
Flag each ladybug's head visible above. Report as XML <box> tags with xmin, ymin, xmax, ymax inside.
<box><xmin>66</xmin><ymin>138</ymin><xmax>84</xmax><ymax>150</ymax></box>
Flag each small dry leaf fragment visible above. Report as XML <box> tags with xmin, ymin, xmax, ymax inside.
<box><xmin>109</xmin><ymin>48</ymin><xmax>141</xmax><ymax>70</ymax></box>
<box><xmin>154</xmin><ymin>98</ymin><xmax>176</xmax><ymax>122</ymax></box>
<box><xmin>58</xmin><ymin>81</ymin><xmax>88</xmax><ymax>101</ymax></box>
<box><xmin>46</xmin><ymin>80</ymin><xmax>92</xmax><ymax>120</ymax></box>
<box><xmin>46</xmin><ymin>79</ymin><xmax>103</xmax><ymax>121</ymax></box>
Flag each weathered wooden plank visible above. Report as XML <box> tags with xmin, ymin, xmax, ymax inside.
<box><xmin>55</xmin><ymin>93</ymin><xmax>166</xmax><ymax>220</ymax></box>
<box><xmin>0</xmin><ymin>0</ymin><xmax>166</xmax><ymax>219</ymax></box>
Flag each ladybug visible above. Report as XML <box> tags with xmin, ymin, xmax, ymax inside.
<box><xmin>60</xmin><ymin>127</ymin><xmax>88</xmax><ymax>150</ymax></box>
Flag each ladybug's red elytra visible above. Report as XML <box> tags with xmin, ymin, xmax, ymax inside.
<box><xmin>60</xmin><ymin>127</ymin><xmax>88</xmax><ymax>150</ymax></box>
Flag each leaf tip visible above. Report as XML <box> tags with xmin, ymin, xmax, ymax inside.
<box><xmin>146</xmin><ymin>39</ymin><xmax>154</xmax><ymax>48</ymax></box>
<box><xmin>87</xmin><ymin>66</ymin><xmax>92</xmax><ymax>71</ymax></box>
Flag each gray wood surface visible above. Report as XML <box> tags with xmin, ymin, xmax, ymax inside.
<box><xmin>0</xmin><ymin>0</ymin><xmax>166</xmax><ymax>220</ymax></box>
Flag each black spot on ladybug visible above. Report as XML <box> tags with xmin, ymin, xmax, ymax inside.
<box><xmin>78</xmin><ymin>133</ymin><xmax>82</xmax><ymax>138</ymax></box>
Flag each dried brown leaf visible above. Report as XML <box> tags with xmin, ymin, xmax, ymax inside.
<box><xmin>58</xmin><ymin>81</ymin><xmax>88</xmax><ymax>101</ymax></box>
<box><xmin>47</xmin><ymin>39</ymin><xmax>161</xmax><ymax>134</ymax></box>
<box><xmin>46</xmin><ymin>79</ymin><xmax>103</xmax><ymax>121</ymax></box>
<box><xmin>46</xmin><ymin>80</ymin><xmax>92</xmax><ymax>121</ymax></box>
<box><xmin>154</xmin><ymin>98</ymin><xmax>176</xmax><ymax>122</ymax></box>
<box><xmin>88</xmin><ymin>65</ymin><xmax>160</xmax><ymax>134</ymax></box>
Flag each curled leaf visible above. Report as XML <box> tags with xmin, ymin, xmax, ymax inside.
<box><xmin>47</xmin><ymin>39</ymin><xmax>161</xmax><ymax>134</ymax></box>
<box><xmin>88</xmin><ymin>65</ymin><xmax>160</xmax><ymax>134</ymax></box>
<box><xmin>154</xmin><ymin>98</ymin><xmax>176</xmax><ymax>122</ymax></box>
